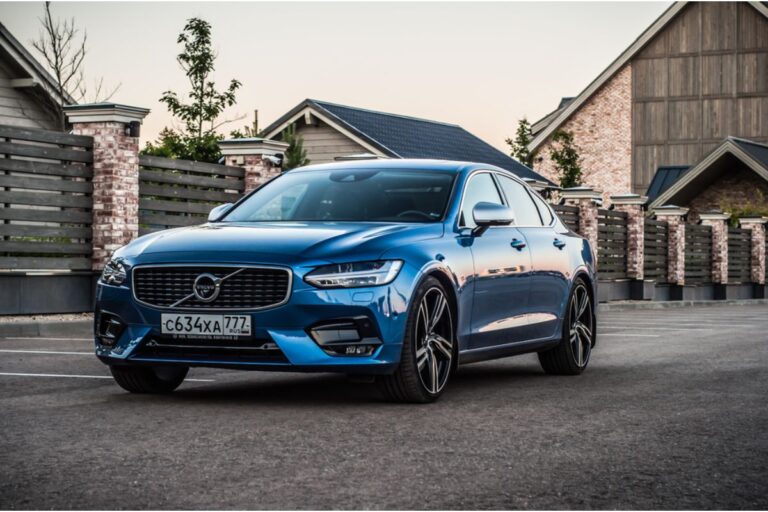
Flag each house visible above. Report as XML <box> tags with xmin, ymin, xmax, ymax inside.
<box><xmin>646</xmin><ymin>137</ymin><xmax>768</xmax><ymax>221</ymax></box>
<box><xmin>0</xmin><ymin>22</ymin><xmax>72</xmax><ymax>130</ymax></box>
<box><xmin>262</xmin><ymin>98</ymin><xmax>552</xmax><ymax>186</ymax></box>
<box><xmin>528</xmin><ymin>1</ymin><xmax>768</xmax><ymax>210</ymax></box>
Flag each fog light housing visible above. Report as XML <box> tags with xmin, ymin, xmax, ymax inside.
<box><xmin>97</xmin><ymin>311</ymin><xmax>124</xmax><ymax>347</ymax></box>
<box><xmin>307</xmin><ymin>317</ymin><xmax>382</xmax><ymax>356</ymax></box>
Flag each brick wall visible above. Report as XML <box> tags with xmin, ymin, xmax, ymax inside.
<box><xmin>686</xmin><ymin>168</ymin><xmax>768</xmax><ymax>223</ymax></box>
<box><xmin>532</xmin><ymin>65</ymin><xmax>632</xmax><ymax>202</ymax></box>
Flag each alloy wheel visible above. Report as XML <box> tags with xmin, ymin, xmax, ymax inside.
<box><xmin>569</xmin><ymin>284</ymin><xmax>593</xmax><ymax>367</ymax></box>
<box><xmin>414</xmin><ymin>287</ymin><xmax>454</xmax><ymax>394</ymax></box>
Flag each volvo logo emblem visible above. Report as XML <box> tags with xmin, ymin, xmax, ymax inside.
<box><xmin>193</xmin><ymin>273</ymin><xmax>221</xmax><ymax>303</ymax></box>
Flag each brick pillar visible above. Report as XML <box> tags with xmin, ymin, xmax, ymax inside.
<box><xmin>560</xmin><ymin>187</ymin><xmax>602</xmax><ymax>263</ymax></box>
<box><xmin>611</xmin><ymin>194</ymin><xmax>648</xmax><ymax>280</ymax></box>
<box><xmin>699</xmin><ymin>212</ymin><xmax>730</xmax><ymax>285</ymax></box>
<box><xmin>219</xmin><ymin>138</ymin><xmax>290</xmax><ymax>193</ymax></box>
<box><xmin>64</xmin><ymin>103</ymin><xmax>150</xmax><ymax>270</ymax></box>
<box><xmin>653</xmin><ymin>206</ymin><xmax>689</xmax><ymax>286</ymax></box>
<box><xmin>739</xmin><ymin>217</ymin><xmax>767</xmax><ymax>285</ymax></box>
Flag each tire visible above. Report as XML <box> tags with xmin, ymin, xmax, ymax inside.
<box><xmin>377</xmin><ymin>277</ymin><xmax>457</xmax><ymax>403</ymax></box>
<box><xmin>538</xmin><ymin>278</ymin><xmax>595</xmax><ymax>375</ymax></box>
<box><xmin>109</xmin><ymin>365</ymin><xmax>189</xmax><ymax>394</ymax></box>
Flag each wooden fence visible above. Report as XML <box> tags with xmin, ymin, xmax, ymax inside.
<box><xmin>138</xmin><ymin>155</ymin><xmax>245</xmax><ymax>235</ymax></box>
<box><xmin>0</xmin><ymin>125</ymin><xmax>94</xmax><ymax>270</ymax></box>
<box><xmin>643</xmin><ymin>218</ymin><xmax>668</xmax><ymax>282</ymax></box>
<box><xmin>727</xmin><ymin>227</ymin><xmax>752</xmax><ymax>284</ymax></box>
<box><xmin>685</xmin><ymin>224</ymin><xmax>713</xmax><ymax>284</ymax></box>
<box><xmin>596</xmin><ymin>208</ymin><xmax>628</xmax><ymax>280</ymax></box>
<box><xmin>551</xmin><ymin>204</ymin><xmax>579</xmax><ymax>233</ymax></box>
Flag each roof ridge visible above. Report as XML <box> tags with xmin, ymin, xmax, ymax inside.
<box><xmin>309</xmin><ymin>99</ymin><xmax>461</xmax><ymax>128</ymax></box>
<box><xmin>728</xmin><ymin>136</ymin><xmax>768</xmax><ymax>150</ymax></box>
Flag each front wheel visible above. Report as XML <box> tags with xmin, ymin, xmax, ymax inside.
<box><xmin>538</xmin><ymin>278</ymin><xmax>595</xmax><ymax>375</ymax></box>
<box><xmin>110</xmin><ymin>365</ymin><xmax>188</xmax><ymax>393</ymax></box>
<box><xmin>377</xmin><ymin>277</ymin><xmax>456</xmax><ymax>403</ymax></box>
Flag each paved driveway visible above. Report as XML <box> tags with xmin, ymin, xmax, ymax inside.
<box><xmin>1</xmin><ymin>304</ymin><xmax>767</xmax><ymax>509</ymax></box>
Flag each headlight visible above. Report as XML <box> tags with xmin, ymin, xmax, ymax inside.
<box><xmin>100</xmin><ymin>258</ymin><xmax>127</xmax><ymax>285</ymax></box>
<box><xmin>304</xmin><ymin>260</ymin><xmax>403</xmax><ymax>288</ymax></box>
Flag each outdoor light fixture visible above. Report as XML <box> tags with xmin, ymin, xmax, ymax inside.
<box><xmin>304</xmin><ymin>260</ymin><xmax>402</xmax><ymax>288</ymax></box>
<box><xmin>101</xmin><ymin>258</ymin><xmax>127</xmax><ymax>285</ymax></box>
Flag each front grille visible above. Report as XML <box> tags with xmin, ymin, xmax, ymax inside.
<box><xmin>133</xmin><ymin>266</ymin><xmax>291</xmax><ymax>309</ymax></box>
<box><xmin>134</xmin><ymin>335</ymin><xmax>289</xmax><ymax>363</ymax></box>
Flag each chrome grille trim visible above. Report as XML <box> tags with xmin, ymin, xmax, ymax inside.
<box><xmin>131</xmin><ymin>264</ymin><xmax>292</xmax><ymax>311</ymax></box>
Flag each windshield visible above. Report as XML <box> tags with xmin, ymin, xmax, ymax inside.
<box><xmin>222</xmin><ymin>168</ymin><xmax>456</xmax><ymax>223</ymax></box>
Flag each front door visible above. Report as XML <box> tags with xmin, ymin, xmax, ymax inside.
<box><xmin>459</xmin><ymin>172</ymin><xmax>533</xmax><ymax>349</ymax></box>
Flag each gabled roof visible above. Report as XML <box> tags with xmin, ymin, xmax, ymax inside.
<box><xmin>0</xmin><ymin>21</ymin><xmax>74</xmax><ymax>106</ymax></box>
<box><xmin>649</xmin><ymin>138</ymin><xmax>768</xmax><ymax>209</ymax></box>
<box><xmin>528</xmin><ymin>1</ymin><xmax>768</xmax><ymax>152</ymax></box>
<box><xmin>263</xmin><ymin>98</ymin><xmax>552</xmax><ymax>183</ymax></box>
<box><xmin>646</xmin><ymin>165</ymin><xmax>690</xmax><ymax>203</ymax></box>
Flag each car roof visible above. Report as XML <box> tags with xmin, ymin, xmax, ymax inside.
<box><xmin>286</xmin><ymin>158</ymin><xmax>524</xmax><ymax>179</ymax></box>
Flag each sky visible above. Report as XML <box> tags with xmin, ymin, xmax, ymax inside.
<box><xmin>1</xmin><ymin>1</ymin><xmax>671</xmax><ymax>151</ymax></box>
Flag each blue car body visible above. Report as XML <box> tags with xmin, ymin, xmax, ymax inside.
<box><xmin>95</xmin><ymin>159</ymin><xmax>596</xmax><ymax>378</ymax></box>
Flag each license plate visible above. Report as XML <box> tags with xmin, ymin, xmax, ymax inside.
<box><xmin>161</xmin><ymin>314</ymin><xmax>251</xmax><ymax>338</ymax></box>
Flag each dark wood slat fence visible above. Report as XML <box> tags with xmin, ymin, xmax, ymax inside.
<box><xmin>138</xmin><ymin>155</ymin><xmax>245</xmax><ymax>235</ymax></box>
<box><xmin>0</xmin><ymin>124</ymin><xmax>93</xmax><ymax>270</ymax></box>
<box><xmin>643</xmin><ymin>218</ymin><xmax>668</xmax><ymax>282</ymax></box>
<box><xmin>684</xmin><ymin>224</ymin><xmax>712</xmax><ymax>284</ymax></box>
<box><xmin>596</xmin><ymin>208</ymin><xmax>628</xmax><ymax>280</ymax></box>
<box><xmin>551</xmin><ymin>204</ymin><xmax>579</xmax><ymax>233</ymax></box>
<box><xmin>727</xmin><ymin>227</ymin><xmax>752</xmax><ymax>284</ymax></box>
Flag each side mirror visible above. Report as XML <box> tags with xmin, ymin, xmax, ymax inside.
<box><xmin>472</xmin><ymin>202</ymin><xmax>514</xmax><ymax>236</ymax></box>
<box><xmin>208</xmin><ymin>203</ymin><xmax>234</xmax><ymax>222</ymax></box>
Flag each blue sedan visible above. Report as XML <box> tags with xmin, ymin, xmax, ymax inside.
<box><xmin>95</xmin><ymin>159</ymin><xmax>596</xmax><ymax>402</ymax></box>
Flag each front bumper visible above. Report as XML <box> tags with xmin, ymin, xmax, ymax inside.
<box><xmin>94</xmin><ymin>267</ymin><xmax>415</xmax><ymax>374</ymax></box>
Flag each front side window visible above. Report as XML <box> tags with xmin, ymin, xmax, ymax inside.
<box><xmin>460</xmin><ymin>173</ymin><xmax>504</xmax><ymax>228</ymax></box>
<box><xmin>223</xmin><ymin>169</ymin><xmax>455</xmax><ymax>223</ymax></box>
<box><xmin>496</xmin><ymin>175</ymin><xmax>543</xmax><ymax>226</ymax></box>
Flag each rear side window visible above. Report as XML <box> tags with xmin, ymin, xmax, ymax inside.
<box><xmin>530</xmin><ymin>191</ymin><xmax>554</xmax><ymax>225</ymax></box>
<box><xmin>496</xmin><ymin>175</ymin><xmax>543</xmax><ymax>226</ymax></box>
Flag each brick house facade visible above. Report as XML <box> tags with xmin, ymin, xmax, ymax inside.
<box><xmin>529</xmin><ymin>1</ymin><xmax>768</xmax><ymax>215</ymax></box>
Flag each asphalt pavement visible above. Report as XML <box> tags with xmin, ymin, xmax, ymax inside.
<box><xmin>1</xmin><ymin>304</ymin><xmax>767</xmax><ymax>509</ymax></box>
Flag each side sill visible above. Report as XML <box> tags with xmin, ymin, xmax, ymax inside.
<box><xmin>458</xmin><ymin>337</ymin><xmax>561</xmax><ymax>365</ymax></box>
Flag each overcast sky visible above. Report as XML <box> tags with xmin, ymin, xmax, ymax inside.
<box><xmin>2</xmin><ymin>1</ymin><xmax>670</xmax><ymax>150</ymax></box>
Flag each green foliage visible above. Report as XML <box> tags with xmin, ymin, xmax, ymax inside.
<box><xmin>281</xmin><ymin>124</ymin><xmax>310</xmax><ymax>170</ymax></box>
<box><xmin>142</xmin><ymin>128</ymin><xmax>223</xmax><ymax>163</ymax></box>
<box><xmin>549</xmin><ymin>129</ymin><xmax>583</xmax><ymax>189</ymax></box>
<box><xmin>143</xmin><ymin>18</ymin><xmax>241</xmax><ymax>163</ymax></box>
<box><xmin>720</xmin><ymin>189</ymin><xmax>768</xmax><ymax>227</ymax></box>
<box><xmin>505</xmin><ymin>117</ymin><xmax>533</xmax><ymax>168</ymax></box>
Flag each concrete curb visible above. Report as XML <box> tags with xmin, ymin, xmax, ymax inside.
<box><xmin>0</xmin><ymin>320</ymin><xmax>92</xmax><ymax>338</ymax></box>
<box><xmin>599</xmin><ymin>298</ymin><xmax>768</xmax><ymax>312</ymax></box>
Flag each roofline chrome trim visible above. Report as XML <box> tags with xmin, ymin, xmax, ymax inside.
<box><xmin>131</xmin><ymin>263</ymin><xmax>293</xmax><ymax>312</ymax></box>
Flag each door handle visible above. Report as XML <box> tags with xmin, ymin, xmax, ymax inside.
<box><xmin>553</xmin><ymin>238</ymin><xmax>566</xmax><ymax>250</ymax></box>
<box><xmin>510</xmin><ymin>238</ymin><xmax>527</xmax><ymax>251</ymax></box>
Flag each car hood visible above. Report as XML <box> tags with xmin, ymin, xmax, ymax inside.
<box><xmin>117</xmin><ymin>221</ymin><xmax>444</xmax><ymax>266</ymax></box>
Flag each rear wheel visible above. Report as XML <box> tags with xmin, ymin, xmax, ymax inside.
<box><xmin>110</xmin><ymin>365</ymin><xmax>188</xmax><ymax>393</ymax></box>
<box><xmin>538</xmin><ymin>278</ymin><xmax>594</xmax><ymax>375</ymax></box>
<box><xmin>377</xmin><ymin>277</ymin><xmax>456</xmax><ymax>403</ymax></box>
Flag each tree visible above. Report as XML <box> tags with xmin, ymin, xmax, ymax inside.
<box><xmin>505</xmin><ymin>117</ymin><xmax>533</xmax><ymax>168</ymax></box>
<box><xmin>31</xmin><ymin>1</ymin><xmax>120</xmax><ymax>129</ymax></box>
<box><xmin>144</xmin><ymin>18</ymin><xmax>242</xmax><ymax>163</ymax></box>
<box><xmin>549</xmin><ymin>129</ymin><xmax>583</xmax><ymax>189</ymax></box>
<box><xmin>281</xmin><ymin>124</ymin><xmax>310</xmax><ymax>170</ymax></box>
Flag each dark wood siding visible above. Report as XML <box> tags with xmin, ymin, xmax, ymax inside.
<box><xmin>631</xmin><ymin>2</ymin><xmax>768</xmax><ymax>194</ymax></box>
